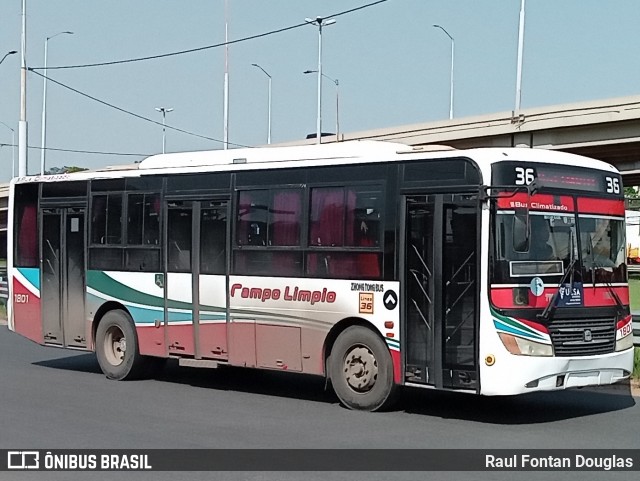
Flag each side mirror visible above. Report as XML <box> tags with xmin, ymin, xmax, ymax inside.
<box><xmin>513</xmin><ymin>208</ymin><xmax>530</xmax><ymax>252</ymax></box>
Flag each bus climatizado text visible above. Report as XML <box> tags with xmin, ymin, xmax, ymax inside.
<box><xmin>8</xmin><ymin>140</ymin><xmax>634</xmax><ymax>411</ymax></box>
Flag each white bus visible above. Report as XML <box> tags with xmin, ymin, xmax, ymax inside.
<box><xmin>8</xmin><ymin>140</ymin><xmax>634</xmax><ymax>411</ymax></box>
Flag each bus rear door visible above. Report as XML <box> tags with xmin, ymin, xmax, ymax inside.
<box><xmin>164</xmin><ymin>199</ymin><xmax>229</xmax><ymax>360</ymax></box>
<box><xmin>41</xmin><ymin>206</ymin><xmax>87</xmax><ymax>348</ymax></box>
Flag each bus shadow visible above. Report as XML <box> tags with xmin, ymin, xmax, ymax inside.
<box><xmin>400</xmin><ymin>385</ymin><xmax>637</xmax><ymax>424</ymax></box>
<box><xmin>34</xmin><ymin>353</ymin><xmax>102</xmax><ymax>375</ymax></box>
<box><xmin>34</xmin><ymin>354</ymin><xmax>636</xmax><ymax>422</ymax></box>
<box><xmin>34</xmin><ymin>355</ymin><xmax>338</xmax><ymax>405</ymax></box>
<box><xmin>157</xmin><ymin>361</ymin><xmax>339</xmax><ymax>405</ymax></box>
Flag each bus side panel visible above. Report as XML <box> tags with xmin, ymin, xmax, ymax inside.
<box><xmin>228</xmin><ymin>276</ymin><xmax>401</xmax><ymax>379</ymax></box>
<box><xmin>198</xmin><ymin>275</ymin><xmax>228</xmax><ymax>359</ymax></box>
<box><xmin>135</xmin><ymin>325</ymin><xmax>166</xmax><ymax>357</ymax></box>
<box><xmin>86</xmin><ymin>271</ymin><xmax>166</xmax><ymax>357</ymax></box>
<box><xmin>11</xmin><ymin>267</ymin><xmax>43</xmax><ymax>344</ymax></box>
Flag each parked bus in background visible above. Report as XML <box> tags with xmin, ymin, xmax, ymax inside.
<box><xmin>7</xmin><ymin>141</ymin><xmax>634</xmax><ymax>411</ymax></box>
<box><xmin>626</xmin><ymin>209</ymin><xmax>640</xmax><ymax>269</ymax></box>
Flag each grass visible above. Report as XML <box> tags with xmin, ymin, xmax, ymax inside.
<box><xmin>630</xmin><ymin>278</ymin><xmax>640</xmax><ymax>311</ymax></box>
<box><xmin>635</xmin><ymin>348</ymin><xmax>640</xmax><ymax>379</ymax></box>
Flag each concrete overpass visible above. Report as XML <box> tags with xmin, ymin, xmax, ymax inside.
<box><xmin>288</xmin><ymin>94</ymin><xmax>640</xmax><ymax>187</ymax></box>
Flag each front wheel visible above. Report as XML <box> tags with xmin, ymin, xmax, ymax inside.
<box><xmin>95</xmin><ymin>309</ymin><xmax>147</xmax><ymax>380</ymax></box>
<box><xmin>329</xmin><ymin>326</ymin><xmax>398</xmax><ymax>411</ymax></box>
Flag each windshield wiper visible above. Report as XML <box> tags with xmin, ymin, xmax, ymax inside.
<box><xmin>538</xmin><ymin>230</ymin><xmax>577</xmax><ymax>322</ymax></box>
<box><xmin>538</xmin><ymin>257</ymin><xmax>578</xmax><ymax>322</ymax></box>
<box><xmin>589</xmin><ymin>259</ymin><xmax>625</xmax><ymax>317</ymax></box>
<box><xmin>585</xmin><ymin>233</ymin><xmax>625</xmax><ymax>316</ymax></box>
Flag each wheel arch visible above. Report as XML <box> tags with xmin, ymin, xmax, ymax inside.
<box><xmin>91</xmin><ymin>301</ymin><xmax>131</xmax><ymax>350</ymax></box>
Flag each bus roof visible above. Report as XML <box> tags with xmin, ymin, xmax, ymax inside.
<box><xmin>137</xmin><ymin>140</ymin><xmax>455</xmax><ymax>170</ymax></box>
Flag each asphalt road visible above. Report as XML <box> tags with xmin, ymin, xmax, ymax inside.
<box><xmin>0</xmin><ymin>326</ymin><xmax>638</xmax><ymax>481</ymax></box>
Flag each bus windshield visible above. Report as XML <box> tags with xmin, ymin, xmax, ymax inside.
<box><xmin>492</xmin><ymin>211</ymin><xmax>626</xmax><ymax>284</ymax></box>
<box><xmin>579</xmin><ymin>215</ymin><xmax>626</xmax><ymax>276</ymax></box>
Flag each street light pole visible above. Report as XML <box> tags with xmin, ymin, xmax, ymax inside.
<box><xmin>304</xmin><ymin>70</ymin><xmax>339</xmax><ymax>141</ymax></box>
<box><xmin>223</xmin><ymin>0</ymin><xmax>229</xmax><ymax>150</ymax></box>
<box><xmin>0</xmin><ymin>122</ymin><xmax>16</xmax><ymax>178</ymax></box>
<box><xmin>40</xmin><ymin>31</ymin><xmax>73</xmax><ymax>175</ymax></box>
<box><xmin>0</xmin><ymin>50</ymin><xmax>17</xmax><ymax>176</ymax></box>
<box><xmin>155</xmin><ymin>107</ymin><xmax>173</xmax><ymax>154</ymax></box>
<box><xmin>334</xmin><ymin>78</ymin><xmax>339</xmax><ymax>141</ymax></box>
<box><xmin>0</xmin><ymin>50</ymin><xmax>17</xmax><ymax>66</ymax></box>
<box><xmin>251</xmin><ymin>63</ymin><xmax>272</xmax><ymax>144</ymax></box>
<box><xmin>19</xmin><ymin>0</ymin><xmax>28</xmax><ymax>177</ymax></box>
<box><xmin>515</xmin><ymin>0</ymin><xmax>526</xmax><ymax>114</ymax></box>
<box><xmin>433</xmin><ymin>24</ymin><xmax>454</xmax><ymax>120</ymax></box>
<box><xmin>305</xmin><ymin>16</ymin><xmax>335</xmax><ymax>144</ymax></box>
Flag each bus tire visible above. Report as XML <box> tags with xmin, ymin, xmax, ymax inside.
<box><xmin>329</xmin><ymin>326</ymin><xmax>398</xmax><ymax>411</ymax></box>
<box><xmin>95</xmin><ymin>309</ymin><xmax>146</xmax><ymax>380</ymax></box>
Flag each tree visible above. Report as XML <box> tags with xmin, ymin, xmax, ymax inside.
<box><xmin>45</xmin><ymin>166</ymin><xmax>88</xmax><ymax>175</ymax></box>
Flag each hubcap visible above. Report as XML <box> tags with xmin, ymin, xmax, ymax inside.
<box><xmin>103</xmin><ymin>325</ymin><xmax>126</xmax><ymax>366</ymax></box>
<box><xmin>343</xmin><ymin>345</ymin><xmax>378</xmax><ymax>393</ymax></box>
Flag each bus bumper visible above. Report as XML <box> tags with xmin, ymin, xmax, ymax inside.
<box><xmin>479</xmin><ymin>348</ymin><xmax>634</xmax><ymax>395</ymax></box>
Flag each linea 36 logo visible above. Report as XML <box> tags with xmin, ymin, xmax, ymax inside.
<box><xmin>7</xmin><ymin>451</ymin><xmax>40</xmax><ymax>469</ymax></box>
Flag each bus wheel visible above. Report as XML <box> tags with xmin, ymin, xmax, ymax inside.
<box><xmin>96</xmin><ymin>310</ymin><xmax>145</xmax><ymax>380</ymax></box>
<box><xmin>329</xmin><ymin>326</ymin><xmax>397</xmax><ymax>411</ymax></box>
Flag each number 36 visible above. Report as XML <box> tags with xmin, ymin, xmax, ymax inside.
<box><xmin>605</xmin><ymin>176</ymin><xmax>620</xmax><ymax>194</ymax></box>
<box><xmin>515</xmin><ymin>167</ymin><xmax>535</xmax><ymax>185</ymax></box>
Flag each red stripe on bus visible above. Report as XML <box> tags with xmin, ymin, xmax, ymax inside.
<box><xmin>390</xmin><ymin>348</ymin><xmax>402</xmax><ymax>384</ymax></box>
<box><xmin>490</xmin><ymin>286</ymin><xmax>629</xmax><ymax>309</ymax></box>
<box><xmin>495</xmin><ymin>193</ymin><xmax>575</xmax><ymax>211</ymax></box>
<box><xmin>576</xmin><ymin>198</ymin><xmax>625</xmax><ymax>216</ymax></box>
<box><xmin>136</xmin><ymin>325</ymin><xmax>167</xmax><ymax>357</ymax></box>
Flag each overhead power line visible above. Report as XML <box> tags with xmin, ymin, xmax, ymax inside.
<box><xmin>28</xmin><ymin>69</ymin><xmax>250</xmax><ymax>148</ymax></box>
<box><xmin>1</xmin><ymin>142</ymin><xmax>150</xmax><ymax>157</ymax></box>
<box><xmin>30</xmin><ymin>0</ymin><xmax>389</xmax><ymax>70</ymax></box>
<box><xmin>17</xmin><ymin>0</ymin><xmax>391</xmax><ymax>156</ymax></box>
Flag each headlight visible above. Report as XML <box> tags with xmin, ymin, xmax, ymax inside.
<box><xmin>615</xmin><ymin>316</ymin><xmax>634</xmax><ymax>352</ymax></box>
<box><xmin>498</xmin><ymin>332</ymin><xmax>553</xmax><ymax>356</ymax></box>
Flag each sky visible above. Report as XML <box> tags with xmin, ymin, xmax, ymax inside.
<box><xmin>1</xmin><ymin>0</ymin><xmax>640</xmax><ymax>183</ymax></box>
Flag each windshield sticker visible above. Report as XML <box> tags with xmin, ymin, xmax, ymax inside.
<box><xmin>556</xmin><ymin>282</ymin><xmax>584</xmax><ymax>307</ymax></box>
<box><xmin>530</xmin><ymin>277</ymin><xmax>545</xmax><ymax>297</ymax></box>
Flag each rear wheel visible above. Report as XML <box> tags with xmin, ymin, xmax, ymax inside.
<box><xmin>329</xmin><ymin>326</ymin><xmax>398</xmax><ymax>411</ymax></box>
<box><xmin>96</xmin><ymin>310</ymin><xmax>147</xmax><ymax>380</ymax></box>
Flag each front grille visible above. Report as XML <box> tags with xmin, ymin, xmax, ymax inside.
<box><xmin>547</xmin><ymin>317</ymin><xmax>616</xmax><ymax>356</ymax></box>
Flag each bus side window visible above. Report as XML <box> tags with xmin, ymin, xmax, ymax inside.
<box><xmin>270</xmin><ymin>190</ymin><xmax>301</xmax><ymax>246</ymax></box>
<box><xmin>237</xmin><ymin>191</ymin><xmax>268</xmax><ymax>246</ymax></box>
<box><xmin>309</xmin><ymin>188</ymin><xmax>345</xmax><ymax>247</ymax></box>
<box><xmin>307</xmin><ymin>186</ymin><xmax>382</xmax><ymax>280</ymax></box>
<box><xmin>167</xmin><ymin>207</ymin><xmax>192</xmax><ymax>272</ymax></box>
<box><xmin>91</xmin><ymin>193</ymin><xmax>122</xmax><ymax>245</ymax></box>
<box><xmin>16</xmin><ymin>203</ymin><xmax>38</xmax><ymax>267</ymax></box>
<box><xmin>127</xmin><ymin>193</ymin><xmax>160</xmax><ymax>246</ymax></box>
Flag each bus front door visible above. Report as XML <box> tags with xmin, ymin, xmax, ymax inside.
<box><xmin>41</xmin><ymin>207</ymin><xmax>86</xmax><ymax>348</ymax></box>
<box><xmin>165</xmin><ymin>199</ymin><xmax>229</xmax><ymax>360</ymax></box>
<box><xmin>404</xmin><ymin>194</ymin><xmax>478</xmax><ymax>391</ymax></box>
